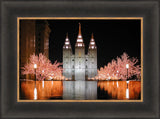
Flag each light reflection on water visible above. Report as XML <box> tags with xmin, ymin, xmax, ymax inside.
<box><xmin>34</xmin><ymin>87</ymin><xmax>37</xmax><ymax>100</ymax></box>
<box><xmin>20</xmin><ymin>80</ymin><xmax>141</xmax><ymax>100</ymax></box>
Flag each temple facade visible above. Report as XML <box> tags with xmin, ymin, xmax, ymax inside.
<box><xmin>63</xmin><ymin>23</ymin><xmax>97</xmax><ymax>80</ymax></box>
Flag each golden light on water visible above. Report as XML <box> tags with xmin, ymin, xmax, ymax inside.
<box><xmin>20</xmin><ymin>81</ymin><xmax>140</xmax><ymax>100</ymax></box>
<box><xmin>126</xmin><ymin>88</ymin><xmax>129</xmax><ymax>99</ymax></box>
<box><xmin>117</xmin><ymin>81</ymin><xmax>119</xmax><ymax>88</ymax></box>
<box><xmin>34</xmin><ymin>88</ymin><xmax>37</xmax><ymax>100</ymax></box>
<box><xmin>97</xmin><ymin>81</ymin><xmax>141</xmax><ymax>100</ymax></box>
<box><xmin>42</xmin><ymin>81</ymin><xmax>44</xmax><ymax>88</ymax></box>
<box><xmin>21</xmin><ymin>81</ymin><xmax>63</xmax><ymax>100</ymax></box>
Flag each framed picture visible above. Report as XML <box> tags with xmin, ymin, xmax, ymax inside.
<box><xmin>1</xmin><ymin>0</ymin><xmax>159</xmax><ymax>118</ymax></box>
<box><xmin>17</xmin><ymin>17</ymin><xmax>143</xmax><ymax>102</ymax></box>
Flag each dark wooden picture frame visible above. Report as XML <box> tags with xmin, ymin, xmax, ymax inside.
<box><xmin>1</xmin><ymin>0</ymin><xmax>159</xmax><ymax>118</ymax></box>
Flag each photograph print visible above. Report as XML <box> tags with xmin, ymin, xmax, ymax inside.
<box><xmin>18</xmin><ymin>18</ymin><xmax>142</xmax><ymax>101</ymax></box>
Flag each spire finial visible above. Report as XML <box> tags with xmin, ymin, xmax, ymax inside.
<box><xmin>66</xmin><ymin>32</ymin><xmax>68</xmax><ymax>38</ymax></box>
<box><xmin>91</xmin><ymin>33</ymin><xmax>94</xmax><ymax>39</ymax></box>
<box><xmin>78</xmin><ymin>22</ymin><xmax>81</xmax><ymax>35</ymax></box>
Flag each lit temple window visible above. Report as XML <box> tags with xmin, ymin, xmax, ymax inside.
<box><xmin>78</xmin><ymin>35</ymin><xmax>82</xmax><ymax>38</ymax></box>
<box><xmin>91</xmin><ymin>42</ymin><xmax>95</xmax><ymax>45</ymax></box>
<box><xmin>65</xmin><ymin>42</ymin><xmax>69</xmax><ymax>45</ymax></box>
<box><xmin>92</xmin><ymin>46</ymin><xmax>94</xmax><ymax>49</ymax></box>
<box><xmin>66</xmin><ymin>46</ymin><xmax>68</xmax><ymax>49</ymax></box>
<box><xmin>77</xmin><ymin>39</ymin><xmax>83</xmax><ymax>42</ymax></box>
<box><xmin>78</xmin><ymin>44</ymin><xmax>82</xmax><ymax>47</ymax></box>
<box><xmin>66</xmin><ymin>38</ymin><xmax>69</xmax><ymax>41</ymax></box>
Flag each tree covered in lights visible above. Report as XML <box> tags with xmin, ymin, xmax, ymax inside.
<box><xmin>96</xmin><ymin>52</ymin><xmax>141</xmax><ymax>80</ymax></box>
<box><xmin>21</xmin><ymin>53</ymin><xmax>63</xmax><ymax>80</ymax></box>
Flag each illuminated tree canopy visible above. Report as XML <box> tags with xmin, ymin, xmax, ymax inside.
<box><xmin>21</xmin><ymin>53</ymin><xmax>63</xmax><ymax>80</ymax></box>
<box><xmin>96</xmin><ymin>52</ymin><xmax>141</xmax><ymax>80</ymax></box>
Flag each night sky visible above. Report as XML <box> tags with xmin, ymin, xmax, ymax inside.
<box><xmin>48</xmin><ymin>20</ymin><xmax>141</xmax><ymax>69</ymax></box>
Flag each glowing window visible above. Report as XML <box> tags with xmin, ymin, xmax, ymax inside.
<box><xmin>78</xmin><ymin>44</ymin><xmax>82</xmax><ymax>47</ymax></box>
<box><xmin>66</xmin><ymin>38</ymin><xmax>69</xmax><ymax>41</ymax></box>
<box><xmin>77</xmin><ymin>39</ymin><xmax>83</xmax><ymax>42</ymax></box>
<box><xmin>78</xmin><ymin>35</ymin><xmax>82</xmax><ymax>38</ymax></box>
<box><xmin>91</xmin><ymin>42</ymin><xmax>95</xmax><ymax>45</ymax></box>
<box><xmin>65</xmin><ymin>42</ymin><xmax>69</xmax><ymax>45</ymax></box>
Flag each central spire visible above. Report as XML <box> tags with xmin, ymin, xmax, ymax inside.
<box><xmin>77</xmin><ymin>23</ymin><xmax>82</xmax><ymax>39</ymax></box>
<box><xmin>78</xmin><ymin>22</ymin><xmax>81</xmax><ymax>36</ymax></box>
<box><xmin>91</xmin><ymin>33</ymin><xmax>94</xmax><ymax>39</ymax></box>
<box><xmin>76</xmin><ymin>23</ymin><xmax>84</xmax><ymax>47</ymax></box>
<box><xmin>66</xmin><ymin>32</ymin><xmax>68</xmax><ymax>39</ymax></box>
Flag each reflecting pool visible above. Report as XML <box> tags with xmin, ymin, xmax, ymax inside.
<box><xmin>20</xmin><ymin>80</ymin><xmax>141</xmax><ymax>100</ymax></box>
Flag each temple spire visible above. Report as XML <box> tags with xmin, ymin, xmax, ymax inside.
<box><xmin>77</xmin><ymin>23</ymin><xmax>82</xmax><ymax>39</ymax></box>
<box><xmin>63</xmin><ymin>32</ymin><xmax>71</xmax><ymax>49</ymax></box>
<box><xmin>91</xmin><ymin>33</ymin><xmax>94</xmax><ymax>39</ymax></box>
<box><xmin>65</xmin><ymin>33</ymin><xmax>69</xmax><ymax>42</ymax></box>
<box><xmin>89</xmin><ymin>33</ymin><xmax>96</xmax><ymax>49</ymax></box>
<box><xmin>66</xmin><ymin>32</ymin><xmax>68</xmax><ymax>39</ymax></box>
<box><xmin>76</xmin><ymin>23</ymin><xmax>84</xmax><ymax>47</ymax></box>
<box><xmin>78</xmin><ymin>23</ymin><xmax>81</xmax><ymax>35</ymax></box>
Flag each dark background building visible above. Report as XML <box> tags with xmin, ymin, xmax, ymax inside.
<box><xmin>20</xmin><ymin>20</ymin><xmax>50</xmax><ymax>79</ymax></box>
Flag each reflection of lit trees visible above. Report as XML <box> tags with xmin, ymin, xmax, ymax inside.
<box><xmin>128</xmin><ymin>81</ymin><xmax>141</xmax><ymax>99</ymax></box>
<box><xmin>21</xmin><ymin>53</ymin><xmax>63</xmax><ymax>80</ymax></box>
<box><xmin>97</xmin><ymin>81</ymin><xmax>141</xmax><ymax>100</ymax></box>
<box><xmin>97</xmin><ymin>52</ymin><xmax>141</xmax><ymax>80</ymax></box>
<box><xmin>21</xmin><ymin>81</ymin><xmax>63</xmax><ymax>100</ymax></box>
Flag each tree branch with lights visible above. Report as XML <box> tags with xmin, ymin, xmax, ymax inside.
<box><xmin>96</xmin><ymin>52</ymin><xmax>141</xmax><ymax>80</ymax></box>
<box><xmin>21</xmin><ymin>53</ymin><xmax>63</xmax><ymax>81</ymax></box>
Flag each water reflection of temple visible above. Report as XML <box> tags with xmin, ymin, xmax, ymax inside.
<box><xmin>63</xmin><ymin>81</ymin><xmax>97</xmax><ymax>100</ymax></box>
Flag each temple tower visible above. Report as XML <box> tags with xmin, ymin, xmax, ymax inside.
<box><xmin>74</xmin><ymin>23</ymin><xmax>86</xmax><ymax>80</ymax></box>
<box><xmin>62</xmin><ymin>23</ymin><xmax>97</xmax><ymax>80</ymax></box>
<box><xmin>87</xmin><ymin>33</ymin><xmax>97</xmax><ymax>78</ymax></box>
<box><xmin>63</xmin><ymin>33</ymin><xmax>72</xmax><ymax>78</ymax></box>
